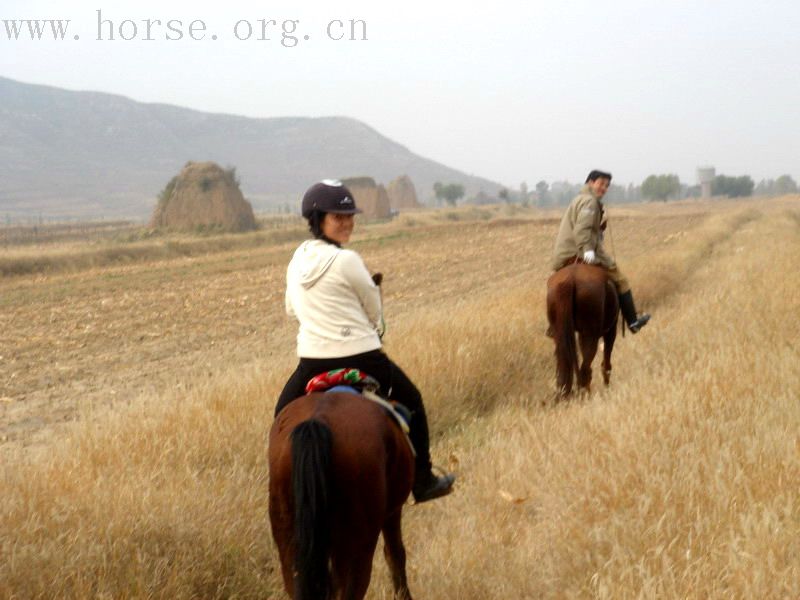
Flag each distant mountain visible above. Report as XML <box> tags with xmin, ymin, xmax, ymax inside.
<box><xmin>0</xmin><ymin>76</ymin><xmax>502</xmax><ymax>219</ymax></box>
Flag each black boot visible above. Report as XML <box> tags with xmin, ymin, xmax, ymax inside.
<box><xmin>619</xmin><ymin>290</ymin><xmax>651</xmax><ymax>333</ymax></box>
<box><xmin>392</xmin><ymin>378</ymin><xmax>456</xmax><ymax>503</ymax></box>
<box><xmin>409</xmin><ymin>412</ymin><xmax>455</xmax><ymax>503</ymax></box>
<box><xmin>413</xmin><ymin>463</ymin><xmax>455</xmax><ymax>503</ymax></box>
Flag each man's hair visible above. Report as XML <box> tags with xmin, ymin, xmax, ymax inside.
<box><xmin>586</xmin><ymin>170</ymin><xmax>613</xmax><ymax>183</ymax></box>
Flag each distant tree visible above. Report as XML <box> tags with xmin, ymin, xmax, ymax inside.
<box><xmin>755</xmin><ymin>179</ymin><xmax>774</xmax><ymax>196</ymax></box>
<box><xmin>535</xmin><ymin>180</ymin><xmax>549</xmax><ymax>206</ymax></box>
<box><xmin>433</xmin><ymin>182</ymin><xmax>465</xmax><ymax>206</ymax></box>
<box><xmin>755</xmin><ymin>176</ymin><xmax>798</xmax><ymax>197</ymax></box>
<box><xmin>626</xmin><ymin>183</ymin><xmax>642</xmax><ymax>203</ymax></box>
<box><xmin>712</xmin><ymin>175</ymin><xmax>754</xmax><ymax>198</ymax></box>
<box><xmin>686</xmin><ymin>184</ymin><xmax>702</xmax><ymax>198</ymax></box>
<box><xmin>519</xmin><ymin>182</ymin><xmax>529</xmax><ymax>207</ymax></box>
<box><xmin>550</xmin><ymin>181</ymin><xmax>581</xmax><ymax>206</ymax></box>
<box><xmin>641</xmin><ymin>174</ymin><xmax>681</xmax><ymax>201</ymax></box>
<box><xmin>603</xmin><ymin>183</ymin><xmax>629</xmax><ymax>203</ymax></box>
<box><xmin>432</xmin><ymin>182</ymin><xmax>444</xmax><ymax>206</ymax></box>
<box><xmin>498</xmin><ymin>188</ymin><xmax>510</xmax><ymax>203</ymax></box>
<box><xmin>774</xmin><ymin>174</ymin><xmax>798</xmax><ymax>195</ymax></box>
<box><xmin>471</xmin><ymin>189</ymin><xmax>492</xmax><ymax>205</ymax></box>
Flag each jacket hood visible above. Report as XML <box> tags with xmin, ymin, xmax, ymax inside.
<box><xmin>290</xmin><ymin>239</ymin><xmax>341</xmax><ymax>289</ymax></box>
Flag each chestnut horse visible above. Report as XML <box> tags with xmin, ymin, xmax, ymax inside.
<box><xmin>268</xmin><ymin>391</ymin><xmax>415</xmax><ymax>600</ymax></box>
<box><xmin>546</xmin><ymin>263</ymin><xmax>619</xmax><ymax>396</ymax></box>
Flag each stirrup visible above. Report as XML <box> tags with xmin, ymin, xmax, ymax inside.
<box><xmin>629</xmin><ymin>313</ymin><xmax>651</xmax><ymax>333</ymax></box>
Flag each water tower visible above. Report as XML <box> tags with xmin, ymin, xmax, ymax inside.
<box><xmin>697</xmin><ymin>166</ymin><xmax>715</xmax><ymax>199</ymax></box>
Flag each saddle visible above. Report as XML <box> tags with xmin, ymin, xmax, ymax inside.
<box><xmin>305</xmin><ymin>368</ymin><xmax>415</xmax><ymax>455</ymax></box>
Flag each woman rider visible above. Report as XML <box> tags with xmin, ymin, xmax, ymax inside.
<box><xmin>275</xmin><ymin>179</ymin><xmax>456</xmax><ymax>503</ymax></box>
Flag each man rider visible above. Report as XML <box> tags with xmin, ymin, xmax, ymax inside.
<box><xmin>552</xmin><ymin>170</ymin><xmax>651</xmax><ymax>333</ymax></box>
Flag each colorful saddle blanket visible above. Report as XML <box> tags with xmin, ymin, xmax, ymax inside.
<box><xmin>305</xmin><ymin>368</ymin><xmax>380</xmax><ymax>394</ymax></box>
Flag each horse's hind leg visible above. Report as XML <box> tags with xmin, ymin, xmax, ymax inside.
<box><xmin>577</xmin><ymin>333</ymin><xmax>599</xmax><ymax>391</ymax></box>
<box><xmin>334</xmin><ymin>547</ymin><xmax>376</xmax><ymax>600</ymax></box>
<box><xmin>332</xmin><ymin>524</ymin><xmax>380</xmax><ymax>600</ymax></box>
<box><xmin>267</xmin><ymin>473</ymin><xmax>295</xmax><ymax>596</ymax></box>
<box><xmin>382</xmin><ymin>509</ymin><xmax>413</xmax><ymax>600</ymax></box>
<box><xmin>602</xmin><ymin>326</ymin><xmax>617</xmax><ymax>386</ymax></box>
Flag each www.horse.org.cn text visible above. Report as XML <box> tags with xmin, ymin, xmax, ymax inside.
<box><xmin>1</xmin><ymin>11</ymin><xmax>369</xmax><ymax>47</ymax></box>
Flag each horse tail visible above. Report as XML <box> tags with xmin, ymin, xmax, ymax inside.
<box><xmin>291</xmin><ymin>418</ymin><xmax>334</xmax><ymax>600</ymax></box>
<box><xmin>555</xmin><ymin>275</ymin><xmax>579</xmax><ymax>393</ymax></box>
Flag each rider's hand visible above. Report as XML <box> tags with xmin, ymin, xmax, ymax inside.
<box><xmin>583</xmin><ymin>250</ymin><xmax>597</xmax><ymax>264</ymax></box>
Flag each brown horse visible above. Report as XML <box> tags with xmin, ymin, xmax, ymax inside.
<box><xmin>268</xmin><ymin>391</ymin><xmax>415</xmax><ymax>600</ymax></box>
<box><xmin>546</xmin><ymin>263</ymin><xmax>619</xmax><ymax>396</ymax></box>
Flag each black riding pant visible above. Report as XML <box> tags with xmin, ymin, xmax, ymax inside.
<box><xmin>275</xmin><ymin>349</ymin><xmax>432</xmax><ymax>471</ymax></box>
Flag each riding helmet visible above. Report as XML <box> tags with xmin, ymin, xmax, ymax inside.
<box><xmin>301</xmin><ymin>179</ymin><xmax>361</xmax><ymax>218</ymax></box>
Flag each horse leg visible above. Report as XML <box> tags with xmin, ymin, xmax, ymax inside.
<box><xmin>382</xmin><ymin>509</ymin><xmax>413</xmax><ymax>600</ymax></box>
<box><xmin>331</xmin><ymin>511</ymin><xmax>382</xmax><ymax>600</ymax></box>
<box><xmin>268</xmin><ymin>469</ymin><xmax>295</xmax><ymax>596</ymax></box>
<box><xmin>268</xmin><ymin>505</ymin><xmax>295</xmax><ymax>596</ymax></box>
<box><xmin>577</xmin><ymin>333</ymin><xmax>599</xmax><ymax>391</ymax></box>
<box><xmin>333</xmin><ymin>544</ymin><xmax>377</xmax><ymax>600</ymax></box>
<box><xmin>555</xmin><ymin>326</ymin><xmax>575</xmax><ymax>397</ymax></box>
<box><xmin>602</xmin><ymin>325</ymin><xmax>617</xmax><ymax>386</ymax></box>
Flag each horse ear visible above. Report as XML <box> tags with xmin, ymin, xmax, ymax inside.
<box><xmin>372</xmin><ymin>273</ymin><xmax>383</xmax><ymax>286</ymax></box>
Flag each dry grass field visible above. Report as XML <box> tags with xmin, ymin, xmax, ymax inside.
<box><xmin>1</xmin><ymin>197</ymin><xmax>799</xmax><ymax>598</ymax></box>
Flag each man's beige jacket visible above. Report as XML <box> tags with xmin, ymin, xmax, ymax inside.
<box><xmin>551</xmin><ymin>184</ymin><xmax>614</xmax><ymax>271</ymax></box>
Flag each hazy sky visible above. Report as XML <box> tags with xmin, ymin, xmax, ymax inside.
<box><xmin>2</xmin><ymin>0</ymin><xmax>798</xmax><ymax>188</ymax></box>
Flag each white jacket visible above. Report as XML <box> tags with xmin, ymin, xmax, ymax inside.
<box><xmin>285</xmin><ymin>239</ymin><xmax>383</xmax><ymax>358</ymax></box>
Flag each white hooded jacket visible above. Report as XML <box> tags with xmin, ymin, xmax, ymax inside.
<box><xmin>285</xmin><ymin>239</ymin><xmax>383</xmax><ymax>358</ymax></box>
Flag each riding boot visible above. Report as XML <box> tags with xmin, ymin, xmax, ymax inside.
<box><xmin>618</xmin><ymin>290</ymin><xmax>651</xmax><ymax>333</ymax></box>
<box><xmin>408</xmin><ymin>406</ymin><xmax>456</xmax><ymax>503</ymax></box>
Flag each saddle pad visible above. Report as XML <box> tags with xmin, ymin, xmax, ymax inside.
<box><xmin>305</xmin><ymin>368</ymin><xmax>380</xmax><ymax>394</ymax></box>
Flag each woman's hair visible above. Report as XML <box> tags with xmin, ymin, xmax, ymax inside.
<box><xmin>307</xmin><ymin>210</ymin><xmax>341</xmax><ymax>247</ymax></box>
<box><xmin>307</xmin><ymin>210</ymin><xmax>325</xmax><ymax>238</ymax></box>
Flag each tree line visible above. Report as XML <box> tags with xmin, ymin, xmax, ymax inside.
<box><xmin>433</xmin><ymin>173</ymin><xmax>798</xmax><ymax>206</ymax></box>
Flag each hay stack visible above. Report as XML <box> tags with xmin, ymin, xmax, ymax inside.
<box><xmin>387</xmin><ymin>175</ymin><xmax>421</xmax><ymax>210</ymax></box>
<box><xmin>150</xmin><ymin>161</ymin><xmax>257</xmax><ymax>232</ymax></box>
<box><xmin>340</xmin><ymin>177</ymin><xmax>392</xmax><ymax>220</ymax></box>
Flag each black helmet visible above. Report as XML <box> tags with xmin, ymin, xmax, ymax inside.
<box><xmin>301</xmin><ymin>179</ymin><xmax>361</xmax><ymax>218</ymax></box>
